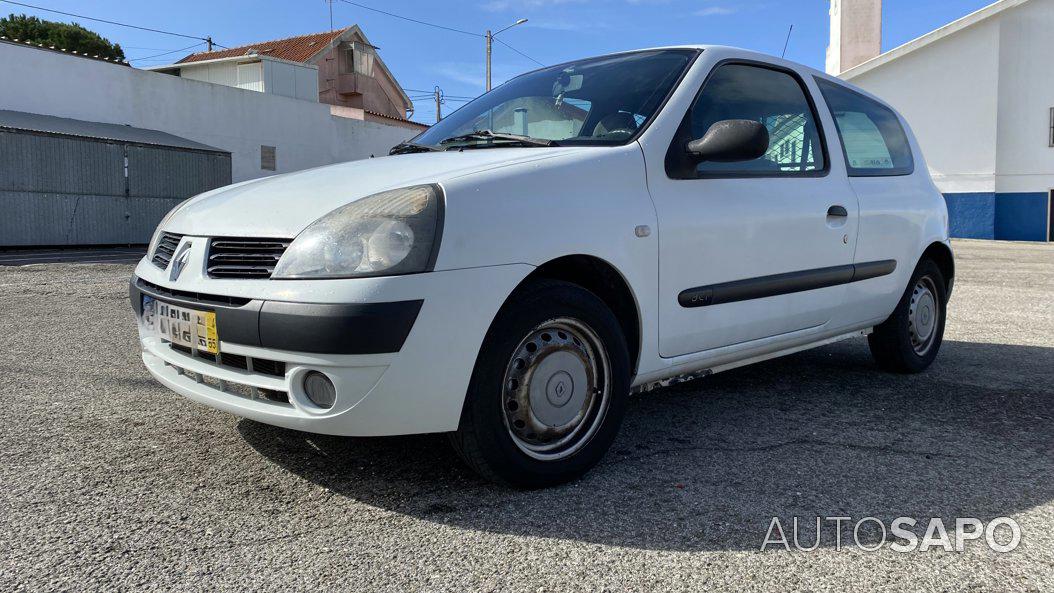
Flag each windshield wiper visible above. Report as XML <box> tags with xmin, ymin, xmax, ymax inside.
<box><xmin>438</xmin><ymin>130</ymin><xmax>558</xmax><ymax>148</ymax></box>
<box><xmin>389</xmin><ymin>141</ymin><xmax>442</xmax><ymax>155</ymax></box>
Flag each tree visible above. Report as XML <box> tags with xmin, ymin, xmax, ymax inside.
<box><xmin>0</xmin><ymin>13</ymin><xmax>125</xmax><ymax>61</ymax></box>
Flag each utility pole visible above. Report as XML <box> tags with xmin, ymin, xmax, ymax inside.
<box><xmin>327</xmin><ymin>0</ymin><xmax>334</xmax><ymax>31</ymax></box>
<box><xmin>206</xmin><ymin>36</ymin><xmax>213</xmax><ymax>51</ymax></box>
<box><xmin>485</xmin><ymin>19</ymin><xmax>527</xmax><ymax>92</ymax></box>
<box><xmin>485</xmin><ymin>30</ymin><xmax>492</xmax><ymax>92</ymax></box>
<box><xmin>434</xmin><ymin>86</ymin><xmax>442</xmax><ymax>122</ymax></box>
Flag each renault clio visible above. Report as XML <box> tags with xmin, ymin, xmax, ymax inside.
<box><xmin>131</xmin><ymin>46</ymin><xmax>953</xmax><ymax>487</ymax></box>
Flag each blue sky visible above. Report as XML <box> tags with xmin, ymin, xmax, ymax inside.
<box><xmin>3</xmin><ymin>0</ymin><xmax>994</xmax><ymax>124</ymax></box>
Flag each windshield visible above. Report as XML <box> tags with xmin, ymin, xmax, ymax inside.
<box><xmin>411</xmin><ymin>49</ymin><xmax>698</xmax><ymax>148</ymax></box>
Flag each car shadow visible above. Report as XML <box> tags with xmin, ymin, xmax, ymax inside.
<box><xmin>237</xmin><ymin>338</ymin><xmax>1054</xmax><ymax>551</ymax></box>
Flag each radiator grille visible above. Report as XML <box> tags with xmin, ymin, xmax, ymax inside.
<box><xmin>249</xmin><ymin>358</ymin><xmax>286</xmax><ymax>377</ymax></box>
<box><xmin>206</xmin><ymin>238</ymin><xmax>291</xmax><ymax>279</ymax></box>
<box><xmin>151</xmin><ymin>232</ymin><xmax>184</xmax><ymax>269</ymax></box>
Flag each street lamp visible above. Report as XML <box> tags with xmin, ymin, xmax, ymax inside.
<box><xmin>486</xmin><ymin>18</ymin><xmax>528</xmax><ymax>92</ymax></box>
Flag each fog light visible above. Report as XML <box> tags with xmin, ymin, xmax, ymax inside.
<box><xmin>302</xmin><ymin>371</ymin><xmax>336</xmax><ymax>409</ymax></box>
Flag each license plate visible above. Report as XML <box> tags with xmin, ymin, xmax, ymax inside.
<box><xmin>143</xmin><ymin>296</ymin><xmax>219</xmax><ymax>354</ymax></box>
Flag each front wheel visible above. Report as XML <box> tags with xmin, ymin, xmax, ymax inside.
<box><xmin>868</xmin><ymin>258</ymin><xmax>947</xmax><ymax>373</ymax></box>
<box><xmin>451</xmin><ymin>279</ymin><xmax>630</xmax><ymax>488</ymax></box>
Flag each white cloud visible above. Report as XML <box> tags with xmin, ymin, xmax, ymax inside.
<box><xmin>431</xmin><ymin>61</ymin><xmax>528</xmax><ymax>90</ymax></box>
<box><xmin>526</xmin><ymin>20</ymin><xmax>584</xmax><ymax>31</ymax></box>
<box><xmin>694</xmin><ymin>6</ymin><xmax>736</xmax><ymax>17</ymax></box>
<box><xmin>432</xmin><ymin>64</ymin><xmax>487</xmax><ymax>89</ymax></box>
<box><xmin>481</xmin><ymin>0</ymin><xmax>590</xmax><ymax>11</ymax></box>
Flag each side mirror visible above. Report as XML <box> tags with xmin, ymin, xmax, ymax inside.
<box><xmin>686</xmin><ymin>119</ymin><xmax>769</xmax><ymax>163</ymax></box>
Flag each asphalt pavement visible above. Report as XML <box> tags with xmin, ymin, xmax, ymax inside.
<box><xmin>0</xmin><ymin>239</ymin><xmax>1051</xmax><ymax>592</ymax></box>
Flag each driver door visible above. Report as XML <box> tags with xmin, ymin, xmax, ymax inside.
<box><xmin>649</xmin><ymin>62</ymin><xmax>859</xmax><ymax>358</ymax></box>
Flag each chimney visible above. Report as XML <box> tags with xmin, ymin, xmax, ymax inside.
<box><xmin>826</xmin><ymin>0</ymin><xmax>882</xmax><ymax>75</ymax></box>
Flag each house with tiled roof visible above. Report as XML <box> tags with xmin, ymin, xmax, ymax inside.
<box><xmin>149</xmin><ymin>25</ymin><xmax>424</xmax><ymax>131</ymax></box>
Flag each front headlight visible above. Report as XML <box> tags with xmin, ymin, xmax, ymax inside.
<box><xmin>272</xmin><ymin>184</ymin><xmax>444</xmax><ymax>279</ymax></box>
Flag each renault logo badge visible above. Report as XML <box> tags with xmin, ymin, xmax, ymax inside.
<box><xmin>169</xmin><ymin>241</ymin><xmax>193</xmax><ymax>281</ymax></box>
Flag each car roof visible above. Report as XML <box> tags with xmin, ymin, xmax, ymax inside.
<box><xmin>504</xmin><ymin>45</ymin><xmax>899</xmax><ymax>116</ymax></box>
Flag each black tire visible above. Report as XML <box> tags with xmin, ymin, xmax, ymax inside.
<box><xmin>450</xmin><ymin>279</ymin><xmax>631</xmax><ymax>488</ymax></box>
<box><xmin>868</xmin><ymin>258</ymin><xmax>947</xmax><ymax>373</ymax></box>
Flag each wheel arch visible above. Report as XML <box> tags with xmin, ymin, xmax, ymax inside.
<box><xmin>514</xmin><ymin>254</ymin><xmax>643</xmax><ymax>374</ymax></box>
<box><xmin>921</xmin><ymin>241</ymin><xmax>955</xmax><ymax>297</ymax></box>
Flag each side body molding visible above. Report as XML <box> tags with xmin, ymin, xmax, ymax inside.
<box><xmin>678</xmin><ymin>260</ymin><xmax>897</xmax><ymax>308</ymax></box>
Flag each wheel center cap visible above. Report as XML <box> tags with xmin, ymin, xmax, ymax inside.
<box><xmin>546</xmin><ymin>371</ymin><xmax>574</xmax><ymax>407</ymax></box>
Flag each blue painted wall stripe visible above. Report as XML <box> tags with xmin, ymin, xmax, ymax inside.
<box><xmin>943</xmin><ymin>192</ymin><xmax>1049</xmax><ymax>242</ymax></box>
<box><xmin>943</xmin><ymin>193</ymin><xmax>995</xmax><ymax>240</ymax></box>
<box><xmin>994</xmin><ymin>192</ymin><xmax>1049</xmax><ymax>242</ymax></box>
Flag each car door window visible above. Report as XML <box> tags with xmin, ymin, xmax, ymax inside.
<box><xmin>815</xmin><ymin>78</ymin><xmax>915</xmax><ymax>176</ymax></box>
<box><xmin>689</xmin><ymin>64</ymin><xmax>826</xmax><ymax>176</ymax></box>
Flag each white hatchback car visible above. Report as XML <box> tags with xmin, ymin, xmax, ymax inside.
<box><xmin>131</xmin><ymin>46</ymin><xmax>953</xmax><ymax>487</ymax></box>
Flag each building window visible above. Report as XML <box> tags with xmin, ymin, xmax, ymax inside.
<box><xmin>343</xmin><ymin>41</ymin><xmax>376</xmax><ymax>77</ymax></box>
<box><xmin>261</xmin><ymin>145</ymin><xmax>276</xmax><ymax>171</ymax></box>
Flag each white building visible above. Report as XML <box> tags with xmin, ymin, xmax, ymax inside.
<box><xmin>147</xmin><ymin>27</ymin><xmax>423</xmax><ymax>131</ymax></box>
<box><xmin>150</xmin><ymin>53</ymin><xmax>320</xmax><ymax>103</ymax></box>
<box><xmin>0</xmin><ymin>38</ymin><xmax>415</xmax><ymax>184</ymax></box>
<box><xmin>828</xmin><ymin>0</ymin><xmax>1053</xmax><ymax>242</ymax></box>
<box><xmin>0</xmin><ymin>38</ymin><xmax>418</xmax><ymax>245</ymax></box>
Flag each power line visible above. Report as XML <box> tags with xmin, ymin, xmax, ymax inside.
<box><xmin>123</xmin><ymin>45</ymin><xmax>183</xmax><ymax>51</ymax></box>
<box><xmin>128</xmin><ymin>42</ymin><xmax>204</xmax><ymax>62</ymax></box>
<box><xmin>337</xmin><ymin>0</ymin><xmax>480</xmax><ymax>37</ymax></box>
<box><xmin>494</xmin><ymin>37</ymin><xmax>544</xmax><ymax>67</ymax></box>
<box><xmin>0</xmin><ymin>0</ymin><xmax>225</xmax><ymax>46</ymax></box>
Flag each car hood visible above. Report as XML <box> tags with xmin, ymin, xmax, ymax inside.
<box><xmin>165</xmin><ymin>148</ymin><xmax>585</xmax><ymax>238</ymax></box>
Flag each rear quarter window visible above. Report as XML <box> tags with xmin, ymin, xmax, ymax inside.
<box><xmin>815</xmin><ymin>78</ymin><xmax>914</xmax><ymax>177</ymax></box>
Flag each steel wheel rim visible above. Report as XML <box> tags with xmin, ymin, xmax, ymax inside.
<box><xmin>501</xmin><ymin>317</ymin><xmax>611</xmax><ymax>461</ymax></box>
<box><xmin>908</xmin><ymin>276</ymin><xmax>939</xmax><ymax>356</ymax></box>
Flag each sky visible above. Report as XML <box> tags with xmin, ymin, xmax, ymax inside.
<box><xmin>1</xmin><ymin>0</ymin><xmax>997</xmax><ymax>124</ymax></box>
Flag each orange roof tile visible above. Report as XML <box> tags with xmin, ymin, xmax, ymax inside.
<box><xmin>176</xmin><ymin>28</ymin><xmax>349</xmax><ymax>64</ymax></box>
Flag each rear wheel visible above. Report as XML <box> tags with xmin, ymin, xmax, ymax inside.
<box><xmin>451</xmin><ymin>279</ymin><xmax>630</xmax><ymax>488</ymax></box>
<box><xmin>868</xmin><ymin>258</ymin><xmax>947</xmax><ymax>373</ymax></box>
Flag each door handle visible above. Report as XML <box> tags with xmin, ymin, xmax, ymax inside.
<box><xmin>827</xmin><ymin>205</ymin><xmax>848</xmax><ymax>217</ymax></box>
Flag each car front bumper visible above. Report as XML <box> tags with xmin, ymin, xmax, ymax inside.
<box><xmin>131</xmin><ymin>242</ymin><xmax>532</xmax><ymax>436</ymax></box>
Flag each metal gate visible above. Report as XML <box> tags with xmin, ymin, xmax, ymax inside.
<box><xmin>0</xmin><ymin>112</ymin><xmax>231</xmax><ymax>247</ymax></box>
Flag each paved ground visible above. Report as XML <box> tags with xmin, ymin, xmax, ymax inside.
<box><xmin>0</xmin><ymin>246</ymin><xmax>147</xmax><ymax>266</ymax></box>
<box><xmin>0</xmin><ymin>239</ymin><xmax>1051</xmax><ymax>592</ymax></box>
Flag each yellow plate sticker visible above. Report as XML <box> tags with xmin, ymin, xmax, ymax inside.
<box><xmin>197</xmin><ymin>311</ymin><xmax>219</xmax><ymax>354</ymax></box>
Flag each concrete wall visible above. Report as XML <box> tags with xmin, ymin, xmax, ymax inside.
<box><xmin>993</xmin><ymin>0</ymin><xmax>1054</xmax><ymax>195</ymax></box>
<box><xmin>844</xmin><ymin>0</ymin><xmax>1054</xmax><ymax>241</ymax></box>
<box><xmin>0</xmin><ymin>41</ymin><xmax>414</xmax><ymax>184</ymax></box>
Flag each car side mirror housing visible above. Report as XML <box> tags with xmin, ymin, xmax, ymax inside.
<box><xmin>686</xmin><ymin>120</ymin><xmax>770</xmax><ymax>163</ymax></box>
